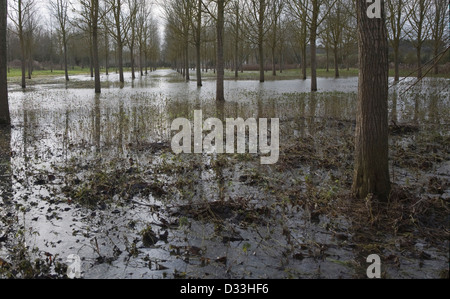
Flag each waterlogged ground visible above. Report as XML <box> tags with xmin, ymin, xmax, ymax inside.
<box><xmin>0</xmin><ymin>70</ymin><xmax>449</xmax><ymax>278</ymax></box>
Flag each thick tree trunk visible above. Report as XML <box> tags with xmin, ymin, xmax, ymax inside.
<box><xmin>352</xmin><ymin>0</ymin><xmax>390</xmax><ymax>201</ymax></box>
<box><xmin>0</xmin><ymin>0</ymin><xmax>9</xmax><ymax>125</ymax></box>
<box><xmin>216</xmin><ymin>0</ymin><xmax>225</xmax><ymax>101</ymax></box>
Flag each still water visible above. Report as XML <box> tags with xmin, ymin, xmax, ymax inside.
<box><xmin>0</xmin><ymin>70</ymin><xmax>448</xmax><ymax>278</ymax></box>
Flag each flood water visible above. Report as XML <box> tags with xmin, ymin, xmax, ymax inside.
<box><xmin>0</xmin><ymin>70</ymin><xmax>449</xmax><ymax>278</ymax></box>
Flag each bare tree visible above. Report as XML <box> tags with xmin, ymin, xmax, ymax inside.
<box><xmin>201</xmin><ymin>0</ymin><xmax>229</xmax><ymax>100</ymax></box>
<box><xmin>163</xmin><ymin>0</ymin><xmax>194</xmax><ymax>81</ymax></box>
<box><xmin>49</xmin><ymin>0</ymin><xmax>70</xmax><ymax>81</ymax></box>
<box><xmin>387</xmin><ymin>0</ymin><xmax>408</xmax><ymax>82</ymax></box>
<box><xmin>192</xmin><ymin>0</ymin><xmax>202</xmax><ymax>86</ymax></box>
<box><xmin>406</xmin><ymin>0</ymin><xmax>432</xmax><ymax>78</ymax></box>
<box><xmin>0</xmin><ymin>0</ymin><xmax>9</xmax><ymax>125</ymax></box>
<box><xmin>8</xmin><ymin>0</ymin><xmax>36</xmax><ymax>88</ymax></box>
<box><xmin>353</xmin><ymin>0</ymin><xmax>390</xmax><ymax>201</ymax></box>
<box><xmin>105</xmin><ymin>0</ymin><xmax>126</xmax><ymax>83</ymax></box>
<box><xmin>216</xmin><ymin>0</ymin><xmax>225</xmax><ymax>99</ymax></box>
<box><xmin>268</xmin><ymin>0</ymin><xmax>284</xmax><ymax>76</ymax></box>
<box><xmin>125</xmin><ymin>0</ymin><xmax>138</xmax><ymax>80</ymax></box>
<box><xmin>136</xmin><ymin>0</ymin><xmax>148</xmax><ymax>76</ymax></box>
<box><xmin>430</xmin><ymin>0</ymin><xmax>448</xmax><ymax>74</ymax></box>
<box><xmin>91</xmin><ymin>0</ymin><xmax>101</xmax><ymax>93</ymax></box>
<box><xmin>244</xmin><ymin>0</ymin><xmax>272</xmax><ymax>82</ymax></box>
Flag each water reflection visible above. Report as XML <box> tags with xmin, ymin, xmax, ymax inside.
<box><xmin>0</xmin><ymin>126</ymin><xmax>11</xmax><ymax>204</ymax></box>
<box><xmin>2</xmin><ymin>74</ymin><xmax>448</xmax><ymax>278</ymax></box>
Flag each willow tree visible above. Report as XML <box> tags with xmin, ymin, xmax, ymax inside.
<box><xmin>0</xmin><ymin>0</ymin><xmax>10</xmax><ymax>125</ymax></box>
<box><xmin>352</xmin><ymin>0</ymin><xmax>390</xmax><ymax>201</ymax></box>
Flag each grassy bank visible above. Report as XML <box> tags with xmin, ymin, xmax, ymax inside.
<box><xmin>6</xmin><ymin>66</ymin><xmax>449</xmax><ymax>82</ymax></box>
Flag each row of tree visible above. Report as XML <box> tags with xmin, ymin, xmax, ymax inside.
<box><xmin>1</xmin><ymin>1</ymin><xmax>441</xmax><ymax>205</ymax></box>
<box><xmin>164</xmin><ymin>0</ymin><xmax>448</xmax><ymax>96</ymax></box>
<box><xmin>6</xmin><ymin>0</ymin><xmax>161</xmax><ymax>92</ymax></box>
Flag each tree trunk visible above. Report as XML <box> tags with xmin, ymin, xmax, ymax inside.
<box><xmin>310</xmin><ymin>0</ymin><xmax>318</xmax><ymax>92</ymax></box>
<box><xmin>334</xmin><ymin>46</ymin><xmax>339</xmax><ymax>78</ymax></box>
<box><xmin>20</xmin><ymin>35</ymin><xmax>26</xmax><ymax>88</ymax></box>
<box><xmin>352</xmin><ymin>0</ymin><xmax>390</xmax><ymax>201</ymax></box>
<box><xmin>89</xmin><ymin>41</ymin><xmax>94</xmax><ymax>78</ymax></box>
<box><xmin>416</xmin><ymin>46</ymin><xmax>422</xmax><ymax>78</ymax></box>
<box><xmin>301</xmin><ymin>24</ymin><xmax>307</xmax><ymax>80</ymax></box>
<box><xmin>105</xmin><ymin>30</ymin><xmax>109</xmax><ymax>76</ymax></box>
<box><xmin>234</xmin><ymin>4</ymin><xmax>239</xmax><ymax>79</ymax></box>
<box><xmin>216</xmin><ymin>0</ymin><xmax>225</xmax><ymax>101</ymax></box>
<box><xmin>0</xmin><ymin>0</ymin><xmax>9</xmax><ymax>125</ymax></box>
<box><xmin>63</xmin><ymin>32</ymin><xmax>69</xmax><ymax>81</ymax></box>
<box><xmin>92</xmin><ymin>0</ymin><xmax>101</xmax><ymax>93</ymax></box>
<box><xmin>131</xmin><ymin>45</ymin><xmax>135</xmax><ymax>80</ymax></box>
<box><xmin>196</xmin><ymin>0</ymin><xmax>202</xmax><ymax>86</ymax></box>
<box><xmin>184</xmin><ymin>35</ymin><xmax>189</xmax><ymax>81</ymax></box>
<box><xmin>393</xmin><ymin>43</ymin><xmax>399</xmax><ymax>82</ymax></box>
<box><xmin>258</xmin><ymin>0</ymin><xmax>265</xmax><ymax>82</ymax></box>
<box><xmin>433</xmin><ymin>46</ymin><xmax>439</xmax><ymax>75</ymax></box>
<box><xmin>27</xmin><ymin>48</ymin><xmax>32</xmax><ymax>79</ymax></box>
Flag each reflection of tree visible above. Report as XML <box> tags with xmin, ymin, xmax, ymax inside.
<box><xmin>391</xmin><ymin>89</ymin><xmax>398</xmax><ymax>124</ymax></box>
<box><xmin>118</xmin><ymin>98</ymin><xmax>124</xmax><ymax>155</ymax></box>
<box><xmin>298</xmin><ymin>95</ymin><xmax>306</xmax><ymax>138</ymax></box>
<box><xmin>63</xmin><ymin>108</ymin><xmax>70</xmax><ymax>160</ymax></box>
<box><xmin>93</xmin><ymin>94</ymin><xmax>101</xmax><ymax>153</ymax></box>
<box><xmin>307</xmin><ymin>93</ymin><xmax>317</xmax><ymax>135</ymax></box>
<box><xmin>413</xmin><ymin>90</ymin><xmax>420</xmax><ymax>124</ymax></box>
<box><xmin>215</xmin><ymin>100</ymin><xmax>225</xmax><ymax>202</ymax></box>
<box><xmin>428</xmin><ymin>92</ymin><xmax>438</xmax><ymax>124</ymax></box>
<box><xmin>0</xmin><ymin>125</ymin><xmax>12</xmax><ymax>203</ymax></box>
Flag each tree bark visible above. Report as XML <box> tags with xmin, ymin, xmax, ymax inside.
<box><xmin>195</xmin><ymin>0</ymin><xmax>202</xmax><ymax>86</ymax></box>
<box><xmin>416</xmin><ymin>46</ymin><xmax>422</xmax><ymax>78</ymax></box>
<box><xmin>92</xmin><ymin>0</ymin><xmax>101</xmax><ymax>93</ymax></box>
<box><xmin>234</xmin><ymin>3</ymin><xmax>239</xmax><ymax>79</ymax></box>
<box><xmin>216</xmin><ymin>0</ymin><xmax>225</xmax><ymax>101</ymax></box>
<box><xmin>258</xmin><ymin>0</ymin><xmax>265</xmax><ymax>83</ymax></box>
<box><xmin>310</xmin><ymin>0</ymin><xmax>318</xmax><ymax>92</ymax></box>
<box><xmin>393</xmin><ymin>43</ymin><xmax>399</xmax><ymax>82</ymax></box>
<box><xmin>0</xmin><ymin>0</ymin><xmax>10</xmax><ymax>125</ymax></box>
<box><xmin>353</xmin><ymin>0</ymin><xmax>390</xmax><ymax>201</ymax></box>
<box><xmin>63</xmin><ymin>31</ymin><xmax>69</xmax><ymax>81</ymax></box>
<box><xmin>334</xmin><ymin>46</ymin><xmax>339</xmax><ymax>78</ymax></box>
